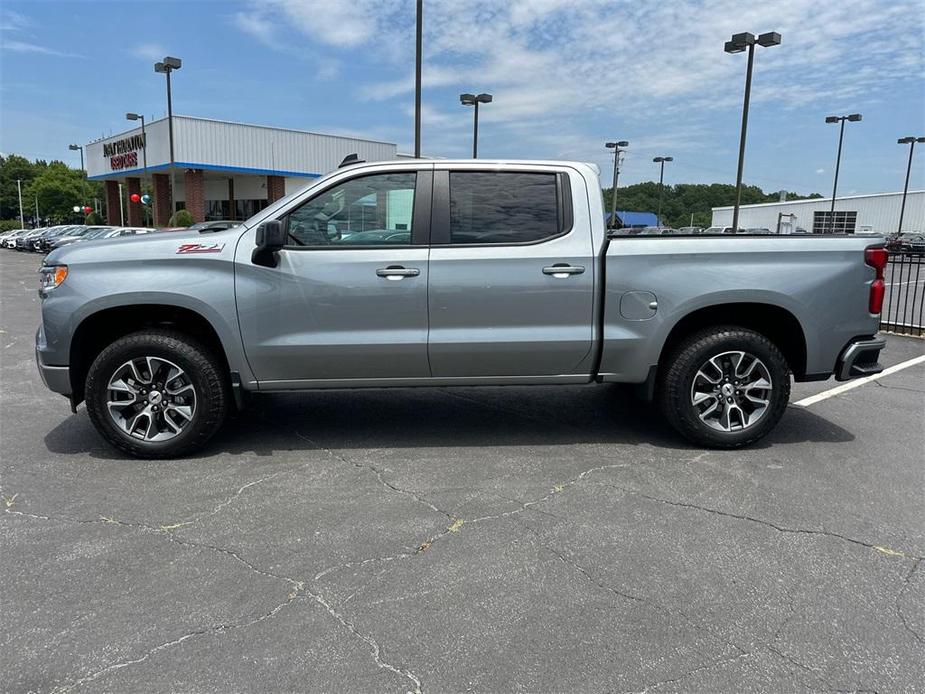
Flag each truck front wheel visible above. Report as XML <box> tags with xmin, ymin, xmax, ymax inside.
<box><xmin>657</xmin><ymin>327</ymin><xmax>791</xmax><ymax>448</ymax></box>
<box><xmin>85</xmin><ymin>330</ymin><xmax>229</xmax><ymax>459</ymax></box>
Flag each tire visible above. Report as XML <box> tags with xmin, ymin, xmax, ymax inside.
<box><xmin>85</xmin><ymin>329</ymin><xmax>229</xmax><ymax>458</ymax></box>
<box><xmin>657</xmin><ymin>326</ymin><xmax>791</xmax><ymax>449</ymax></box>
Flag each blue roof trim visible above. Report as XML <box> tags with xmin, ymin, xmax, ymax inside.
<box><xmin>605</xmin><ymin>211</ymin><xmax>658</xmax><ymax>226</ymax></box>
<box><xmin>87</xmin><ymin>161</ymin><xmax>324</xmax><ymax>181</ymax></box>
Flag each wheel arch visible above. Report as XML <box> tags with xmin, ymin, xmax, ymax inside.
<box><xmin>69</xmin><ymin>304</ymin><xmax>232</xmax><ymax>406</ymax></box>
<box><xmin>658</xmin><ymin>302</ymin><xmax>808</xmax><ymax>379</ymax></box>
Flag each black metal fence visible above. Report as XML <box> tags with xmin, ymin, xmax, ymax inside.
<box><xmin>881</xmin><ymin>253</ymin><xmax>924</xmax><ymax>336</ymax></box>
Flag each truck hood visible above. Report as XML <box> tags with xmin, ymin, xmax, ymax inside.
<box><xmin>45</xmin><ymin>225</ymin><xmax>250</xmax><ymax>267</ymax></box>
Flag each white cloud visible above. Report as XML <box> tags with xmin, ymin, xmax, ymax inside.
<box><xmin>2</xmin><ymin>40</ymin><xmax>81</xmax><ymax>58</ymax></box>
<box><xmin>131</xmin><ymin>43</ymin><xmax>167</xmax><ymax>62</ymax></box>
<box><xmin>816</xmin><ymin>168</ymin><xmax>825</xmax><ymax>174</ymax></box>
<box><xmin>230</xmin><ymin>0</ymin><xmax>924</xmax><ymax>166</ymax></box>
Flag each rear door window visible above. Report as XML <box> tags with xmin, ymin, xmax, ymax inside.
<box><xmin>448</xmin><ymin>172</ymin><xmax>563</xmax><ymax>245</ymax></box>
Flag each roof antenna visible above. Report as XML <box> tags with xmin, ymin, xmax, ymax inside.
<box><xmin>339</xmin><ymin>153</ymin><xmax>365</xmax><ymax>168</ymax></box>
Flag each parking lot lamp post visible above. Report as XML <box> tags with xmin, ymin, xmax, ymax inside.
<box><xmin>824</xmin><ymin>113</ymin><xmax>862</xmax><ymax>232</ymax></box>
<box><xmin>125</xmin><ymin>113</ymin><xmax>147</xmax><ymax>176</ymax></box>
<box><xmin>414</xmin><ymin>0</ymin><xmax>422</xmax><ymax>158</ymax></box>
<box><xmin>16</xmin><ymin>179</ymin><xmax>24</xmax><ymax>229</ymax></box>
<box><xmin>896</xmin><ymin>136</ymin><xmax>925</xmax><ymax>234</ymax></box>
<box><xmin>68</xmin><ymin>144</ymin><xmax>84</xmax><ymax>171</ymax></box>
<box><xmin>605</xmin><ymin>140</ymin><xmax>629</xmax><ymax>228</ymax></box>
<box><xmin>725</xmin><ymin>31</ymin><xmax>781</xmax><ymax>235</ymax></box>
<box><xmin>155</xmin><ymin>56</ymin><xmax>182</xmax><ymax>217</ymax></box>
<box><xmin>653</xmin><ymin>156</ymin><xmax>673</xmax><ymax>227</ymax></box>
<box><xmin>460</xmin><ymin>93</ymin><xmax>493</xmax><ymax>158</ymax></box>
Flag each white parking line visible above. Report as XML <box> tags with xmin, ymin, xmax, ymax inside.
<box><xmin>794</xmin><ymin>354</ymin><xmax>925</xmax><ymax>407</ymax></box>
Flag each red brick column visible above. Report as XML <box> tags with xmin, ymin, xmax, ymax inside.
<box><xmin>126</xmin><ymin>177</ymin><xmax>142</xmax><ymax>226</ymax></box>
<box><xmin>152</xmin><ymin>173</ymin><xmax>171</xmax><ymax>226</ymax></box>
<box><xmin>105</xmin><ymin>180</ymin><xmax>121</xmax><ymax>226</ymax></box>
<box><xmin>184</xmin><ymin>169</ymin><xmax>205</xmax><ymax>223</ymax></box>
<box><xmin>266</xmin><ymin>175</ymin><xmax>286</xmax><ymax>204</ymax></box>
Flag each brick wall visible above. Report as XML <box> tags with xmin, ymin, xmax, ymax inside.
<box><xmin>105</xmin><ymin>180</ymin><xmax>121</xmax><ymax>226</ymax></box>
<box><xmin>153</xmin><ymin>174</ymin><xmax>171</xmax><ymax>227</ymax></box>
<box><xmin>184</xmin><ymin>169</ymin><xmax>205</xmax><ymax>223</ymax></box>
<box><xmin>266</xmin><ymin>175</ymin><xmax>286</xmax><ymax>204</ymax></box>
<box><xmin>126</xmin><ymin>177</ymin><xmax>142</xmax><ymax>226</ymax></box>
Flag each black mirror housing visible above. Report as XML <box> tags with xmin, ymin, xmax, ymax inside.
<box><xmin>252</xmin><ymin>220</ymin><xmax>285</xmax><ymax>267</ymax></box>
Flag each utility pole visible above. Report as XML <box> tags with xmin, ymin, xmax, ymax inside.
<box><xmin>414</xmin><ymin>0</ymin><xmax>423</xmax><ymax>158</ymax></box>
<box><xmin>16</xmin><ymin>179</ymin><xmax>24</xmax><ymax>229</ymax></box>
<box><xmin>605</xmin><ymin>140</ymin><xmax>629</xmax><ymax>227</ymax></box>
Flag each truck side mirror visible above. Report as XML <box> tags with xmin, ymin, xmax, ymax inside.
<box><xmin>252</xmin><ymin>220</ymin><xmax>285</xmax><ymax>267</ymax></box>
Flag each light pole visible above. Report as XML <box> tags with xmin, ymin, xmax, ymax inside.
<box><xmin>653</xmin><ymin>156</ymin><xmax>673</xmax><ymax>227</ymax></box>
<box><xmin>724</xmin><ymin>31</ymin><xmax>781</xmax><ymax>235</ymax></box>
<box><xmin>155</xmin><ymin>56</ymin><xmax>181</xmax><ymax>218</ymax></box>
<box><xmin>605</xmin><ymin>140</ymin><xmax>629</xmax><ymax>228</ymax></box>
<box><xmin>68</xmin><ymin>143</ymin><xmax>84</xmax><ymax>171</ymax></box>
<box><xmin>460</xmin><ymin>93</ymin><xmax>493</xmax><ymax>158</ymax></box>
<box><xmin>125</xmin><ymin>113</ymin><xmax>147</xmax><ymax>174</ymax></box>
<box><xmin>897</xmin><ymin>136</ymin><xmax>925</xmax><ymax>234</ymax></box>
<box><xmin>414</xmin><ymin>0</ymin><xmax>422</xmax><ymax>158</ymax></box>
<box><xmin>824</xmin><ymin>113</ymin><xmax>862</xmax><ymax>232</ymax></box>
<box><xmin>16</xmin><ymin>179</ymin><xmax>24</xmax><ymax>229</ymax></box>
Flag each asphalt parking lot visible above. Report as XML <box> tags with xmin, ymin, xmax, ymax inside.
<box><xmin>1</xmin><ymin>248</ymin><xmax>923</xmax><ymax>693</ymax></box>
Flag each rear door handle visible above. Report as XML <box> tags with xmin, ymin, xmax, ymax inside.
<box><xmin>376</xmin><ymin>266</ymin><xmax>421</xmax><ymax>280</ymax></box>
<box><xmin>543</xmin><ymin>264</ymin><xmax>585</xmax><ymax>278</ymax></box>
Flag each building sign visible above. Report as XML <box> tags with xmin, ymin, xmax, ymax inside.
<box><xmin>103</xmin><ymin>134</ymin><xmax>145</xmax><ymax>170</ymax></box>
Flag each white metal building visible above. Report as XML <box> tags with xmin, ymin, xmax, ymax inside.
<box><xmin>85</xmin><ymin>115</ymin><xmax>398</xmax><ymax>226</ymax></box>
<box><xmin>711</xmin><ymin>190</ymin><xmax>925</xmax><ymax>234</ymax></box>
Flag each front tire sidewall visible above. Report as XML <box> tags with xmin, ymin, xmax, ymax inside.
<box><xmin>86</xmin><ymin>333</ymin><xmax>226</xmax><ymax>458</ymax></box>
<box><xmin>661</xmin><ymin>329</ymin><xmax>791</xmax><ymax>448</ymax></box>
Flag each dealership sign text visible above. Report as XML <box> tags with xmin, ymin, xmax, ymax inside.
<box><xmin>103</xmin><ymin>134</ymin><xmax>145</xmax><ymax>170</ymax></box>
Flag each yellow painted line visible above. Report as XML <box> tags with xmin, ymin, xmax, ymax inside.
<box><xmin>873</xmin><ymin>545</ymin><xmax>906</xmax><ymax>557</ymax></box>
<box><xmin>794</xmin><ymin>354</ymin><xmax>925</xmax><ymax>407</ymax></box>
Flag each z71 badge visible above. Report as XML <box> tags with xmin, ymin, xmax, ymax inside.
<box><xmin>176</xmin><ymin>243</ymin><xmax>225</xmax><ymax>254</ymax></box>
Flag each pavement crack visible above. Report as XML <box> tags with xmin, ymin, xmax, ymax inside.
<box><xmin>300</xmin><ymin>588</ymin><xmax>423</xmax><ymax>694</ymax></box>
<box><xmin>597</xmin><ymin>483</ymin><xmax>925</xmax><ymax>561</ymax></box>
<box><xmin>627</xmin><ymin>646</ymin><xmax>751</xmax><ymax>693</ymax></box>
<box><xmin>51</xmin><ymin>589</ymin><xmax>302</xmax><ymax>693</ymax></box>
<box><xmin>895</xmin><ymin>557</ymin><xmax>924</xmax><ymax>644</ymax></box>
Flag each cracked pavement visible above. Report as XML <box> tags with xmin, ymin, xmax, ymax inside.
<box><xmin>1</xmin><ymin>250</ymin><xmax>924</xmax><ymax>693</ymax></box>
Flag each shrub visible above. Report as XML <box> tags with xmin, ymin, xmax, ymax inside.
<box><xmin>0</xmin><ymin>219</ymin><xmax>26</xmax><ymax>232</ymax></box>
<box><xmin>168</xmin><ymin>209</ymin><xmax>194</xmax><ymax>227</ymax></box>
<box><xmin>84</xmin><ymin>211</ymin><xmax>104</xmax><ymax>225</ymax></box>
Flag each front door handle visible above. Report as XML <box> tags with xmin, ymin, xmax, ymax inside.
<box><xmin>543</xmin><ymin>264</ymin><xmax>585</xmax><ymax>278</ymax></box>
<box><xmin>376</xmin><ymin>266</ymin><xmax>421</xmax><ymax>280</ymax></box>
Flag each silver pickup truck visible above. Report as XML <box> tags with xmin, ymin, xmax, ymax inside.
<box><xmin>36</xmin><ymin>160</ymin><xmax>887</xmax><ymax>458</ymax></box>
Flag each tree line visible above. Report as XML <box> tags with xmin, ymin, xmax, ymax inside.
<box><xmin>604</xmin><ymin>181</ymin><xmax>823</xmax><ymax>228</ymax></box>
<box><xmin>0</xmin><ymin>154</ymin><xmax>106</xmax><ymax>230</ymax></box>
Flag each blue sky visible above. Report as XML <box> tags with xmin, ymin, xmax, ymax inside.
<box><xmin>2</xmin><ymin>0</ymin><xmax>923</xmax><ymax>195</ymax></box>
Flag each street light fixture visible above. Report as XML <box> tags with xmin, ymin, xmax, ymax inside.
<box><xmin>724</xmin><ymin>30</ymin><xmax>781</xmax><ymax>235</ymax></box>
<box><xmin>825</xmin><ymin>113</ymin><xmax>862</xmax><ymax>232</ymax></box>
<box><xmin>653</xmin><ymin>156</ymin><xmax>673</xmax><ymax>227</ymax></box>
<box><xmin>896</xmin><ymin>136</ymin><xmax>925</xmax><ymax>234</ymax></box>
<box><xmin>460</xmin><ymin>93</ymin><xmax>493</xmax><ymax>158</ymax></box>
<box><xmin>125</xmin><ymin>113</ymin><xmax>147</xmax><ymax>175</ymax></box>
<box><xmin>68</xmin><ymin>144</ymin><xmax>84</xmax><ymax>171</ymax></box>
<box><xmin>155</xmin><ymin>55</ymin><xmax>182</xmax><ymax>218</ymax></box>
<box><xmin>605</xmin><ymin>140</ymin><xmax>629</xmax><ymax>228</ymax></box>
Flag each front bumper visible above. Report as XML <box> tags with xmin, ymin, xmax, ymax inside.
<box><xmin>835</xmin><ymin>337</ymin><xmax>886</xmax><ymax>381</ymax></box>
<box><xmin>35</xmin><ymin>327</ymin><xmax>71</xmax><ymax>395</ymax></box>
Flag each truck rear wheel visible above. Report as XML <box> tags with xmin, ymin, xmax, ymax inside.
<box><xmin>657</xmin><ymin>327</ymin><xmax>791</xmax><ymax>448</ymax></box>
<box><xmin>85</xmin><ymin>330</ymin><xmax>229</xmax><ymax>459</ymax></box>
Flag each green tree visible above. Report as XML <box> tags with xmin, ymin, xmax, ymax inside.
<box><xmin>23</xmin><ymin>161</ymin><xmax>94</xmax><ymax>224</ymax></box>
<box><xmin>85</xmin><ymin>211</ymin><xmax>104</xmax><ymax>225</ymax></box>
<box><xmin>0</xmin><ymin>154</ymin><xmax>39</xmax><ymax>221</ymax></box>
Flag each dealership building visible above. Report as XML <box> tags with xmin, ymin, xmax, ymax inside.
<box><xmin>85</xmin><ymin>115</ymin><xmax>398</xmax><ymax>226</ymax></box>
<box><xmin>711</xmin><ymin>190</ymin><xmax>925</xmax><ymax>234</ymax></box>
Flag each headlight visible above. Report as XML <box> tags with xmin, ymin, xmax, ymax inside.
<box><xmin>39</xmin><ymin>264</ymin><xmax>68</xmax><ymax>291</ymax></box>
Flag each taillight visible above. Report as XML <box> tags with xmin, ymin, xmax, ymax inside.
<box><xmin>865</xmin><ymin>247</ymin><xmax>888</xmax><ymax>314</ymax></box>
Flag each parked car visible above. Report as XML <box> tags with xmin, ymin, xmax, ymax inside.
<box><xmin>50</xmin><ymin>226</ymin><xmax>118</xmax><ymax>250</ymax></box>
<box><xmin>893</xmin><ymin>232</ymin><xmax>925</xmax><ymax>256</ymax></box>
<box><xmin>37</xmin><ymin>226</ymin><xmax>86</xmax><ymax>253</ymax></box>
<box><xmin>743</xmin><ymin>227</ymin><xmax>773</xmax><ymax>235</ymax></box>
<box><xmin>3</xmin><ymin>229</ymin><xmax>32</xmax><ymax>249</ymax></box>
<box><xmin>15</xmin><ymin>228</ymin><xmax>48</xmax><ymax>251</ymax></box>
<box><xmin>188</xmin><ymin>220</ymin><xmax>242</xmax><ymax>233</ymax></box>
<box><xmin>703</xmin><ymin>226</ymin><xmax>736</xmax><ymax>234</ymax></box>
<box><xmin>677</xmin><ymin>226</ymin><xmax>704</xmax><ymax>234</ymax></box>
<box><xmin>37</xmin><ymin>159</ymin><xmax>887</xmax><ymax>458</ymax></box>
